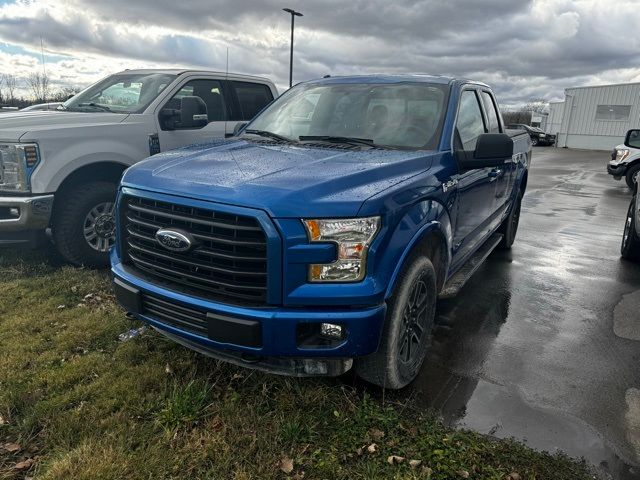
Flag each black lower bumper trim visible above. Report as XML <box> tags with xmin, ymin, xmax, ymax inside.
<box><xmin>158</xmin><ymin>328</ymin><xmax>353</xmax><ymax>377</ymax></box>
<box><xmin>0</xmin><ymin>230</ymin><xmax>48</xmax><ymax>248</ymax></box>
<box><xmin>608</xmin><ymin>164</ymin><xmax>627</xmax><ymax>177</ymax></box>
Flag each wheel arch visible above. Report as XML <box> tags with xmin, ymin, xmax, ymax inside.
<box><xmin>51</xmin><ymin>162</ymin><xmax>127</xmax><ymax>225</ymax></box>
<box><xmin>384</xmin><ymin>218</ymin><xmax>452</xmax><ymax>301</ymax></box>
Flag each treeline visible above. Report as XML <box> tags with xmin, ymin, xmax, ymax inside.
<box><xmin>501</xmin><ymin>98</ymin><xmax>549</xmax><ymax>126</ymax></box>
<box><xmin>0</xmin><ymin>72</ymin><xmax>80</xmax><ymax>108</ymax></box>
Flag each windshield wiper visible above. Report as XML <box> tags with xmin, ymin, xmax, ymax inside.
<box><xmin>299</xmin><ymin>135</ymin><xmax>378</xmax><ymax>148</ymax></box>
<box><xmin>244</xmin><ymin>129</ymin><xmax>295</xmax><ymax>143</ymax></box>
<box><xmin>76</xmin><ymin>102</ymin><xmax>113</xmax><ymax>112</ymax></box>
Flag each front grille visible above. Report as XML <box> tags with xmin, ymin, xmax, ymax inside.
<box><xmin>122</xmin><ymin>195</ymin><xmax>268</xmax><ymax>306</ymax></box>
<box><xmin>142</xmin><ymin>293</ymin><xmax>208</xmax><ymax>337</ymax></box>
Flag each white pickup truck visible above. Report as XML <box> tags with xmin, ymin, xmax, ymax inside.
<box><xmin>0</xmin><ymin>69</ymin><xmax>277</xmax><ymax>265</ymax></box>
<box><xmin>608</xmin><ymin>129</ymin><xmax>640</xmax><ymax>189</ymax></box>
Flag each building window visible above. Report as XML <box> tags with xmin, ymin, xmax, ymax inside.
<box><xmin>595</xmin><ymin>104</ymin><xmax>631</xmax><ymax>121</ymax></box>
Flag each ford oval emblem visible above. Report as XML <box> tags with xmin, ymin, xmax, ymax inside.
<box><xmin>155</xmin><ymin>229</ymin><xmax>194</xmax><ymax>252</ymax></box>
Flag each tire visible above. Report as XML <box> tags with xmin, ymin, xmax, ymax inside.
<box><xmin>355</xmin><ymin>255</ymin><xmax>437</xmax><ymax>389</ymax></box>
<box><xmin>625</xmin><ymin>164</ymin><xmax>640</xmax><ymax>189</ymax></box>
<box><xmin>52</xmin><ymin>181</ymin><xmax>117</xmax><ymax>267</ymax></box>
<box><xmin>621</xmin><ymin>196</ymin><xmax>640</xmax><ymax>261</ymax></box>
<box><xmin>497</xmin><ymin>191</ymin><xmax>523</xmax><ymax>249</ymax></box>
<box><xmin>531</xmin><ymin>137</ymin><xmax>539</xmax><ymax>146</ymax></box>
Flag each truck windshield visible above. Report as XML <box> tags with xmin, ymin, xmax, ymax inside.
<box><xmin>61</xmin><ymin>73</ymin><xmax>177</xmax><ymax>114</ymax></box>
<box><xmin>247</xmin><ymin>82</ymin><xmax>449</xmax><ymax>150</ymax></box>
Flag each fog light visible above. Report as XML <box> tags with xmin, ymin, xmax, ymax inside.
<box><xmin>9</xmin><ymin>207</ymin><xmax>19</xmax><ymax>217</ymax></box>
<box><xmin>320</xmin><ymin>323</ymin><xmax>344</xmax><ymax>339</ymax></box>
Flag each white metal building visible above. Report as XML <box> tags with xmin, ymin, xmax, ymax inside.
<box><xmin>556</xmin><ymin>82</ymin><xmax>640</xmax><ymax>150</ymax></box>
<box><xmin>545</xmin><ymin>101</ymin><xmax>564</xmax><ymax>137</ymax></box>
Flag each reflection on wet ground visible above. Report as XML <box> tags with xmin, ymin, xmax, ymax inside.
<box><xmin>397</xmin><ymin>149</ymin><xmax>640</xmax><ymax>479</ymax></box>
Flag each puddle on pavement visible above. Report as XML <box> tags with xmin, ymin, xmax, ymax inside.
<box><xmin>412</xmin><ymin>369</ymin><xmax>638</xmax><ymax>479</ymax></box>
<box><xmin>626</xmin><ymin>389</ymin><xmax>640</xmax><ymax>464</ymax></box>
<box><xmin>402</xmin><ymin>251</ymin><xmax>640</xmax><ymax>479</ymax></box>
<box><xmin>614</xmin><ymin>290</ymin><xmax>640</xmax><ymax>341</ymax></box>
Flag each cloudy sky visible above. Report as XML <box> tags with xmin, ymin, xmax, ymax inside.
<box><xmin>0</xmin><ymin>0</ymin><xmax>638</xmax><ymax>106</ymax></box>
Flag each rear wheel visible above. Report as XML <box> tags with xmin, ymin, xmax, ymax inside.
<box><xmin>625</xmin><ymin>165</ymin><xmax>640</xmax><ymax>189</ymax></box>
<box><xmin>497</xmin><ymin>191</ymin><xmax>522</xmax><ymax>249</ymax></box>
<box><xmin>355</xmin><ymin>255</ymin><xmax>437</xmax><ymax>389</ymax></box>
<box><xmin>621</xmin><ymin>196</ymin><xmax>640</xmax><ymax>261</ymax></box>
<box><xmin>52</xmin><ymin>181</ymin><xmax>117</xmax><ymax>267</ymax></box>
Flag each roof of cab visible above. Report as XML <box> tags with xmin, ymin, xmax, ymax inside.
<box><xmin>304</xmin><ymin>74</ymin><xmax>489</xmax><ymax>88</ymax></box>
<box><xmin>112</xmin><ymin>68</ymin><xmax>274</xmax><ymax>83</ymax></box>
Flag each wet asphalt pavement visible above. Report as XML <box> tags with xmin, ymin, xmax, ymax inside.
<box><xmin>408</xmin><ymin>147</ymin><xmax>640</xmax><ymax>479</ymax></box>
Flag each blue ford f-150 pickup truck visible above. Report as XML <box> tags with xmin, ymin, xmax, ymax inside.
<box><xmin>111</xmin><ymin>75</ymin><xmax>531</xmax><ymax>388</ymax></box>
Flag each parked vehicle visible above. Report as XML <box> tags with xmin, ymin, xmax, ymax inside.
<box><xmin>505</xmin><ymin>124</ymin><xmax>555</xmax><ymax>146</ymax></box>
<box><xmin>111</xmin><ymin>75</ymin><xmax>531</xmax><ymax>388</ymax></box>
<box><xmin>20</xmin><ymin>102</ymin><xmax>63</xmax><ymax>112</ymax></box>
<box><xmin>0</xmin><ymin>69</ymin><xmax>277</xmax><ymax>265</ymax></box>
<box><xmin>608</xmin><ymin>129</ymin><xmax>640</xmax><ymax>189</ymax></box>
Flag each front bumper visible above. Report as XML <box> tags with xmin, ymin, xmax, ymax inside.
<box><xmin>111</xmin><ymin>253</ymin><xmax>387</xmax><ymax>376</ymax></box>
<box><xmin>607</xmin><ymin>162</ymin><xmax>627</xmax><ymax>178</ymax></box>
<box><xmin>0</xmin><ymin>194</ymin><xmax>54</xmax><ymax>247</ymax></box>
<box><xmin>0</xmin><ymin>194</ymin><xmax>54</xmax><ymax>231</ymax></box>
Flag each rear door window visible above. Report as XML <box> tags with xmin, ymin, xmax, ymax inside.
<box><xmin>480</xmin><ymin>91</ymin><xmax>501</xmax><ymax>133</ymax></box>
<box><xmin>232</xmin><ymin>82</ymin><xmax>274</xmax><ymax>120</ymax></box>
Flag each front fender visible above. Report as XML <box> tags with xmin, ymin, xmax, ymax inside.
<box><xmin>382</xmin><ymin>199</ymin><xmax>453</xmax><ymax>300</ymax></box>
<box><xmin>35</xmin><ymin>146</ymin><xmax>140</xmax><ymax>193</ymax></box>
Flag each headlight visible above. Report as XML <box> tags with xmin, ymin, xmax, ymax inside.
<box><xmin>538</xmin><ymin>133</ymin><xmax>546</xmax><ymax>138</ymax></box>
<box><xmin>302</xmin><ymin>217</ymin><xmax>380</xmax><ymax>282</ymax></box>
<box><xmin>615</xmin><ymin>149</ymin><xmax>630</xmax><ymax>163</ymax></box>
<box><xmin>0</xmin><ymin>143</ymin><xmax>40</xmax><ymax>192</ymax></box>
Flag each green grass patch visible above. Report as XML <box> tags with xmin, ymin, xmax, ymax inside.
<box><xmin>0</xmin><ymin>249</ymin><xmax>593</xmax><ymax>479</ymax></box>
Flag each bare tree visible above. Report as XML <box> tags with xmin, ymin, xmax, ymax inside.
<box><xmin>26</xmin><ymin>71</ymin><xmax>50</xmax><ymax>103</ymax></box>
<box><xmin>524</xmin><ymin>97</ymin><xmax>549</xmax><ymax>114</ymax></box>
<box><xmin>501</xmin><ymin>109</ymin><xmax>532</xmax><ymax>125</ymax></box>
<box><xmin>3</xmin><ymin>74</ymin><xmax>17</xmax><ymax>106</ymax></box>
<box><xmin>49</xmin><ymin>86</ymin><xmax>79</xmax><ymax>102</ymax></box>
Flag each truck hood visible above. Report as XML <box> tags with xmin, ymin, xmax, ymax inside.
<box><xmin>0</xmin><ymin>111</ymin><xmax>129</xmax><ymax>142</ymax></box>
<box><xmin>122</xmin><ymin>139</ymin><xmax>435</xmax><ymax>218</ymax></box>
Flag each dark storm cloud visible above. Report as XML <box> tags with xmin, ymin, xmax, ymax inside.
<box><xmin>0</xmin><ymin>0</ymin><xmax>638</xmax><ymax>105</ymax></box>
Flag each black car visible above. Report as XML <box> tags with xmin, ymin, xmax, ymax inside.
<box><xmin>506</xmin><ymin>124</ymin><xmax>556</xmax><ymax>146</ymax></box>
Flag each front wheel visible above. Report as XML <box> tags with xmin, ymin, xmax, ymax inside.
<box><xmin>621</xmin><ymin>196</ymin><xmax>640</xmax><ymax>261</ymax></box>
<box><xmin>52</xmin><ymin>181</ymin><xmax>117</xmax><ymax>267</ymax></box>
<box><xmin>355</xmin><ymin>255</ymin><xmax>437</xmax><ymax>389</ymax></box>
<box><xmin>625</xmin><ymin>165</ymin><xmax>640</xmax><ymax>189</ymax></box>
<box><xmin>531</xmin><ymin>137</ymin><xmax>539</xmax><ymax>146</ymax></box>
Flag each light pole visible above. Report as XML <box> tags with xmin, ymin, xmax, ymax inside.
<box><xmin>283</xmin><ymin>7</ymin><xmax>303</xmax><ymax>88</ymax></box>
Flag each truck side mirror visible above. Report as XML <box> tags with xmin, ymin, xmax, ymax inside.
<box><xmin>625</xmin><ymin>129</ymin><xmax>640</xmax><ymax>149</ymax></box>
<box><xmin>474</xmin><ymin>133</ymin><xmax>513</xmax><ymax>161</ymax></box>
<box><xmin>177</xmin><ymin>96</ymin><xmax>208</xmax><ymax>129</ymax></box>
<box><xmin>233</xmin><ymin>122</ymin><xmax>248</xmax><ymax>136</ymax></box>
<box><xmin>459</xmin><ymin>133</ymin><xmax>513</xmax><ymax>170</ymax></box>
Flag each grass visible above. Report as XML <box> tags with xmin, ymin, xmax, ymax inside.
<box><xmin>0</xmin><ymin>249</ymin><xmax>594</xmax><ymax>479</ymax></box>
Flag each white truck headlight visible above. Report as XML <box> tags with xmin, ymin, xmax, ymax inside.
<box><xmin>302</xmin><ymin>217</ymin><xmax>380</xmax><ymax>282</ymax></box>
<box><xmin>0</xmin><ymin>143</ymin><xmax>40</xmax><ymax>192</ymax></box>
<box><xmin>615</xmin><ymin>148</ymin><xmax>630</xmax><ymax>163</ymax></box>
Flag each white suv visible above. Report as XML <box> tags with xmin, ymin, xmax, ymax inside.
<box><xmin>0</xmin><ymin>69</ymin><xmax>277</xmax><ymax>265</ymax></box>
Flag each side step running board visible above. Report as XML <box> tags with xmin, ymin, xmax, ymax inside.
<box><xmin>439</xmin><ymin>233</ymin><xmax>503</xmax><ymax>299</ymax></box>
